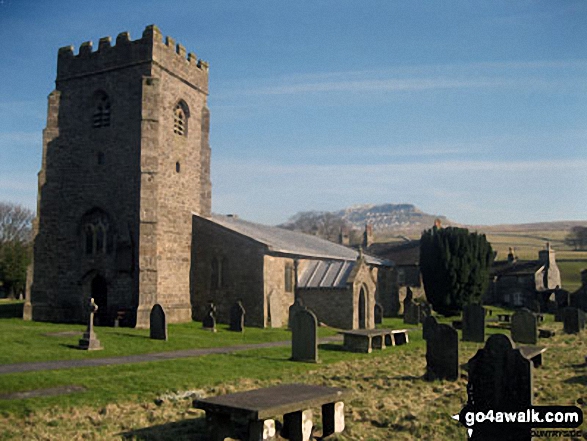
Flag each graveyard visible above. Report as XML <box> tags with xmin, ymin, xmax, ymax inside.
<box><xmin>0</xmin><ymin>300</ymin><xmax>585</xmax><ymax>440</ymax></box>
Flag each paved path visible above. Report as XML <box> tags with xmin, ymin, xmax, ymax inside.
<box><xmin>0</xmin><ymin>336</ymin><xmax>342</xmax><ymax>375</ymax></box>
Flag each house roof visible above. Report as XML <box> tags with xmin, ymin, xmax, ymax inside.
<box><xmin>490</xmin><ymin>260</ymin><xmax>544</xmax><ymax>277</ymax></box>
<box><xmin>297</xmin><ymin>260</ymin><xmax>356</xmax><ymax>288</ymax></box>
<box><xmin>195</xmin><ymin>213</ymin><xmax>390</xmax><ymax>266</ymax></box>
<box><xmin>366</xmin><ymin>240</ymin><xmax>420</xmax><ymax>265</ymax></box>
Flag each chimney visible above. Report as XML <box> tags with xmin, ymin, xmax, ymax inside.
<box><xmin>538</xmin><ymin>242</ymin><xmax>555</xmax><ymax>268</ymax></box>
<box><xmin>338</xmin><ymin>225</ymin><xmax>350</xmax><ymax>246</ymax></box>
<box><xmin>362</xmin><ymin>224</ymin><xmax>373</xmax><ymax>248</ymax></box>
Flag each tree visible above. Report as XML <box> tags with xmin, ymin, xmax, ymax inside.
<box><xmin>564</xmin><ymin>226</ymin><xmax>587</xmax><ymax>251</ymax></box>
<box><xmin>419</xmin><ymin>225</ymin><xmax>493</xmax><ymax>316</ymax></box>
<box><xmin>0</xmin><ymin>202</ymin><xmax>34</xmax><ymax>298</ymax></box>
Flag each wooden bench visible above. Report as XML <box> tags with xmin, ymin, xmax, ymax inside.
<box><xmin>339</xmin><ymin>329</ymin><xmax>409</xmax><ymax>353</ymax></box>
<box><xmin>518</xmin><ymin>346</ymin><xmax>547</xmax><ymax>368</ymax></box>
<box><xmin>194</xmin><ymin>383</ymin><xmax>350</xmax><ymax>441</ymax></box>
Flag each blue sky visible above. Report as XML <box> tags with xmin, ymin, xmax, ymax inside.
<box><xmin>0</xmin><ymin>1</ymin><xmax>586</xmax><ymax>226</ymax></box>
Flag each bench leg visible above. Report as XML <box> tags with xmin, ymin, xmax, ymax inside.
<box><xmin>205</xmin><ymin>411</ymin><xmax>232</xmax><ymax>441</ymax></box>
<box><xmin>281</xmin><ymin>409</ymin><xmax>313</xmax><ymax>441</ymax></box>
<box><xmin>322</xmin><ymin>401</ymin><xmax>345</xmax><ymax>437</ymax></box>
<box><xmin>248</xmin><ymin>419</ymin><xmax>276</xmax><ymax>441</ymax></box>
<box><xmin>372</xmin><ymin>335</ymin><xmax>384</xmax><ymax>350</ymax></box>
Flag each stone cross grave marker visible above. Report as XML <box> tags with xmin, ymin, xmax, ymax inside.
<box><xmin>229</xmin><ymin>300</ymin><xmax>246</xmax><ymax>332</ymax></box>
<box><xmin>462</xmin><ymin>303</ymin><xmax>485</xmax><ymax>343</ymax></box>
<box><xmin>466</xmin><ymin>334</ymin><xmax>533</xmax><ymax>440</ymax></box>
<box><xmin>203</xmin><ymin>302</ymin><xmax>217</xmax><ymax>332</ymax></box>
<box><xmin>288</xmin><ymin>297</ymin><xmax>305</xmax><ymax>329</ymax></box>
<box><xmin>149</xmin><ymin>304</ymin><xmax>167</xmax><ymax>340</ymax></box>
<box><xmin>563</xmin><ymin>307</ymin><xmax>583</xmax><ymax>334</ymax></box>
<box><xmin>511</xmin><ymin>308</ymin><xmax>538</xmax><ymax>345</ymax></box>
<box><xmin>423</xmin><ymin>316</ymin><xmax>458</xmax><ymax>381</ymax></box>
<box><xmin>374</xmin><ymin>303</ymin><xmax>383</xmax><ymax>325</ymax></box>
<box><xmin>291</xmin><ymin>307</ymin><xmax>318</xmax><ymax>363</ymax></box>
<box><xmin>78</xmin><ymin>297</ymin><xmax>102</xmax><ymax>350</ymax></box>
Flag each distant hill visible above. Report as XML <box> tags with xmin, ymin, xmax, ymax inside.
<box><xmin>280</xmin><ymin>203</ymin><xmax>452</xmax><ymax>239</ymax></box>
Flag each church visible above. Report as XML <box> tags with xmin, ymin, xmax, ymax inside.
<box><xmin>24</xmin><ymin>25</ymin><xmax>394</xmax><ymax>329</ymax></box>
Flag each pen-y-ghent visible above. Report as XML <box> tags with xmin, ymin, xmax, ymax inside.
<box><xmin>1</xmin><ymin>13</ymin><xmax>587</xmax><ymax>441</ymax></box>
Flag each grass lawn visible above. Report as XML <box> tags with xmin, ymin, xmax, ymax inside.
<box><xmin>0</xmin><ymin>312</ymin><xmax>585</xmax><ymax>440</ymax></box>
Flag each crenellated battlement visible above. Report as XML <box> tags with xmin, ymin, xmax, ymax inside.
<box><xmin>56</xmin><ymin>25</ymin><xmax>208</xmax><ymax>91</ymax></box>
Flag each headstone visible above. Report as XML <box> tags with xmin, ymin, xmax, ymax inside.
<box><xmin>511</xmin><ymin>308</ymin><xmax>537</xmax><ymax>345</ymax></box>
<box><xmin>374</xmin><ymin>303</ymin><xmax>383</xmax><ymax>325</ymax></box>
<box><xmin>423</xmin><ymin>316</ymin><xmax>458</xmax><ymax>381</ymax></box>
<box><xmin>18</xmin><ymin>292</ymin><xmax>23</xmax><ymax>301</ymax></box>
<box><xmin>288</xmin><ymin>297</ymin><xmax>305</xmax><ymax>329</ymax></box>
<box><xmin>419</xmin><ymin>302</ymin><xmax>432</xmax><ymax>323</ymax></box>
<box><xmin>563</xmin><ymin>307</ymin><xmax>581</xmax><ymax>334</ymax></box>
<box><xmin>546</xmin><ymin>300</ymin><xmax>557</xmax><ymax>314</ymax></box>
<box><xmin>462</xmin><ymin>304</ymin><xmax>485</xmax><ymax>343</ymax></box>
<box><xmin>149</xmin><ymin>304</ymin><xmax>167</xmax><ymax>340</ymax></box>
<box><xmin>291</xmin><ymin>307</ymin><xmax>318</xmax><ymax>363</ymax></box>
<box><xmin>525</xmin><ymin>298</ymin><xmax>541</xmax><ymax>313</ymax></box>
<box><xmin>229</xmin><ymin>300</ymin><xmax>246</xmax><ymax>332</ymax></box>
<box><xmin>466</xmin><ymin>334</ymin><xmax>533</xmax><ymax>441</ymax></box>
<box><xmin>555</xmin><ymin>308</ymin><xmax>564</xmax><ymax>322</ymax></box>
<box><xmin>78</xmin><ymin>298</ymin><xmax>102</xmax><ymax>350</ymax></box>
<box><xmin>203</xmin><ymin>302</ymin><xmax>217</xmax><ymax>332</ymax></box>
<box><xmin>403</xmin><ymin>301</ymin><xmax>420</xmax><ymax>325</ymax></box>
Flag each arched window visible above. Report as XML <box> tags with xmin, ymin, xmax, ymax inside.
<box><xmin>173</xmin><ymin>101</ymin><xmax>189</xmax><ymax>136</ymax></box>
<box><xmin>81</xmin><ymin>209</ymin><xmax>113</xmax><ymax>255</ymax></box>
<box><xmin>93</xmin><ymin>92</ymin><xmax>111</xmax><ymax>128</ymax></box>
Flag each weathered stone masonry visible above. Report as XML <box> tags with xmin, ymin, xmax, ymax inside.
<box><xmin>25</xmin><ymin>25</ymin><xmax>211</xmax><ymax>327</ymax></box>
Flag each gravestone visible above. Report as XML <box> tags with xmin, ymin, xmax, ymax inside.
<box><xmin>288</xmin><ymin>297</ymin><xmax>305</xmax><ymax>329</ymax></box>
<box><xmin>525</xmin><ymin>299</ymin><xmax>541</xmax><ymax>313</ymax></box>
<box><xmin>555</xmin><ymin>308</ymin><xmax>564</xmax><ymax>322</ymax></box>
<box><xmin>149</xmin><ymin>304</ymin><xmax>167</xmax><ymax>340</ymax></box>
<box><xmin>546</xmin><ymin>300</ymin><xmax>557</xmax><ymax>314</ymax></box>
<box><xmin>78</xmin><ymin>298</ymin><xmax>102</xmax><ymax>350</ymax></box>
<box><xmin>203</xmin><ymin>302</ymin><xmax>217</xmax><ymax>332</ymax></box>
<box><xmin>462</xmin><ymin>304</ymin><xmax>485</xmax><ymax>343</ymax></box>
<box><xmin>374</xmin><ymin>303</ymin><xmax>383</xmax><ymax>325</ymax></box>
<box><xmin>563</xmin><ymin>307</ymin><xmax>582</xmax><ymax>334</ymax></box>
<box><xmin>419</xmin><ymin>301</ymin><xmax>432</xmax><ymax>323</ymax></box>
<box><xmin>466</xmin><ymin>334</ymin><xmax>533</xmax><ymax>441</ymax></box>
<box><xmin>291</xmin><ymin>307</ymin><xmax>318</xmax><ymax>363</ymax></box>
<box><xmin>229</xmin><ymin>300</ymin><xmax>246</xmax><ymax>332</ymax></box>
<box><xmin>511</xmin><ymin>308</ymin><xmax>537</xmax><ymax>345</ymax></box>
<box><xmin>403</xmin><ymin>301</ymin><xmax>420</xmax><ymax>325</ymax></box>
<box><xmin>423</xmin><ymin>316</ymin><xmax>458</xmax><ymax>381</ymax></box>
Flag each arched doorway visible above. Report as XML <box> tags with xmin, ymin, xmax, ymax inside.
<box><xmin>358</xmin><ymin>287</ymin><xmax>366</xmax><ymax>329</ymax></box>
<box><xmin>91</xmin><ymin>275</ymin><xmax>108</xmax><ymax>326</ymax></box>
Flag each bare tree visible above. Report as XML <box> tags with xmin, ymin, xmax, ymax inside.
<box><xmin>0</xmin><ymin>202</ymin><xmax>34</xmax><ymax>244</ymax></box>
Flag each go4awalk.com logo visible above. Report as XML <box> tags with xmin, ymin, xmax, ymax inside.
<box><xmin>452</xmin><ymin>405</ymin><xmax>583</xmax><ymax>439</ymax></box>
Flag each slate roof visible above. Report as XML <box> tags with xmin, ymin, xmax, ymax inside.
<box><xmin>297</xmin><ymin>260</ymin><xmax>356</xmax><ymax>288</ymax></box>
<box><xmin>195</xmin><ymin>213</ymin><xmax>389</xmax><ymax>266</ymax></box>
<box><xmin>366</xmin><ymin>240</ymin><xmax>420</xmax><ymax>265</ymax></box>
<box><xmin>490</xmin><ymin>260</ymin><xmax>544</xmax><ymax>277</ymax></box>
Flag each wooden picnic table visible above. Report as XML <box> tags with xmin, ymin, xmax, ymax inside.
<box><xmin>339</xmin><ymin>328</ymin><xmax>409</xmax><ymax>353</ymax></box>
<box><xmin>194</xmin><ymin>383</ymin><xmax>350</xmax><ymax>441</ymax></box>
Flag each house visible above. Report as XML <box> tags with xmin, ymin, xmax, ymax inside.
<box><xmin>485</xmin><ymin>244</ymin><xmax>561</xmax><ymax>308</ymax></box>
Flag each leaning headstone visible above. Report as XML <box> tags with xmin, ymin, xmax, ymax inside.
<box><xmin>374</xmin><ymin>303</ymin><xmax>383</xmax><ymax>325</ymax></box>
<box><xmin>462</xmin><ymin>304</ymin><xmax>485</xmax><ymax>342</ymax></box>
<box><xmin>78</xmin><ymin>298</ymin><xmax>102</xmax><ymax>350</ymax></box>
<box><xmin>563</xmin><ymin>307</ymin><xmax>582</xmax><ymax>334</ymax></box>
<box><xmin>423</xmin><ymin>316</ymin><xmax>458</xmax><ymax>381</ymax></box>
<box><xmin>466</xmin><ymin>334</ymin><xmax>533</xmax><ymax>441</ymax></box>
<box><xmin>288</xmin><ymin>297</ymin><xmax>305</xmax><ymax>329</ymax></box>
<box><xmin>291</xmin><ymin>307</ymin><xmax>318</xmax><ymax>363</ymax></box>
<box><xmin>149</xmin><ymin>304</ymin><xmax>167</xmax><ymax>340</ymax></box>
<box><xmin>202</xmin><ymin>302</ymin><xmax>217</xmax><ymax>332</ymax></box>
<box><xmin>403</xmin><ymin>301</ymin><xmax>420</xmax><ymax>325</ymax></box>
<box><xmin>511</xmin><ymin>308</ymin><xmax>537</xmax><ymax>345</ymax></box>
<box><xmin>229</xmin><ymin>300</ymin><xmax>246</xmax><ymax>332</ymax></box>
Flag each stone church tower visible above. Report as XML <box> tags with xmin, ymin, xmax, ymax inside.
<box><xmin>24</xmin><ymin>25</ymin><xmax>211</xmax><ymax>327</ymax></box>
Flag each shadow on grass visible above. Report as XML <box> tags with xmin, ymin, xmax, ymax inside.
<box><xmin>121</xmin><ymin>417</ymin><xmax>207</xmax><ymax>441</ymax></box>
<box><xmin>318</xmin><ymin>343</ymin><xmax>345</xmax><ymax>352</ymax></box>
<box><xmin>564</xmin><ymin>375</ymin><xmax>587</xmax><ymax>385</ymax></box>
<box><xmin>0</xmin><ymin>302</ymin><xmax>24</xmax><ymax>318</ymax></box>
<box><xmin>111</xmin><ymin>332</ymin><xmax>150</xmax><ymax>339</ymax></box>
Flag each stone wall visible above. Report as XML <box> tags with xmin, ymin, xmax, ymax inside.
<box><xmin>297</xmin><ymin>288</ymin><xmax>354</xmax><ymax>329</ymax></box>
<box><xmin>191</xmin><ymin>216</ymin><xmax>267</xmax><ymax>327</ymax></box>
